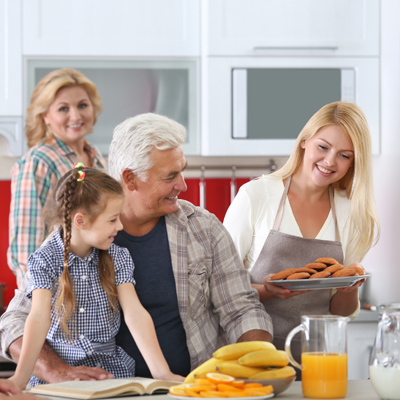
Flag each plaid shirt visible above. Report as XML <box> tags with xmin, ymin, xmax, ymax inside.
<box><xmin>27</xmin><ymin>230</ymin><xmax>136</xmax><ymax>387</ymax></box>
<box><xmin>7</xmin><ymin>136</ymin><xmax>106</xmax><ymax>288</ymax></box>
<box><xmin>0</xmin><ymin>200</ymin><xmax>273</xmax><ymax>371</ymax></box>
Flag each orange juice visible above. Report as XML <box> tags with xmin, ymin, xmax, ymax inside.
<box><xmin>302</xmin><ymin>352</ymin><xmax>347</xmax><ymax>399</ymax></box>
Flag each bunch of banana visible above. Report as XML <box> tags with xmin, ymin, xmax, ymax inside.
<box><xmin>184</xmin><ymin>341</ymin><xmax>296</xmax><ymax>383</ymax></box>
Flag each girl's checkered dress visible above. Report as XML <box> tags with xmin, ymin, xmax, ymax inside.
<box><xmin>26</xmin><ymin>230</ymin><xmax>136</xmax><ymax>388</ymax></box>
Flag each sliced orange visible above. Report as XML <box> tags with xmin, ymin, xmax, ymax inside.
<box><xmin>184</xmin><ymin>383</ymin><xmax>217</xmax><ymax>393</ymax></box>
<box><xmin>200</xmin><ymin>390</ymin><xmax>229</xmax><ymax>398</ymax></box>
<box><xmin>217</xmin><ymin>384</ymin><xmax>243</xmax><ymax>392</ymax></box>
<box><xmin>243</xmin><ymin>383</ymin><xmax>263</xmax><ymax>389</ymax></box>
<box><xmin>185</xmin><ymin>388</ymin><xmax>203</xmax><ymax>397</ymax></box>
<box><xmin>194</xmin><ymin>378</ymin><xmax>216</xmax><ymax>386</ymax></box>
<box><xmin>244</xmin><ymin>386</ymin><xmax>273</xmax><ymax>395</ymax></box>
<box><xmin>223</xmin><ymin>391</ymin><xmax>249</xmax><ymax>398</ymax></box>
<box><xmin>230</xmin><ymin>380</ymin><xmax>245</xmax><ymax>389</ymax></box>
<box><xmin>206</xmin><ymin>372</ymin><xmax>235</xmax><ymax>385</ymax></box>
<box><xmin>169</xmin><ymin>385</ymin><xmax>188</xmax><ymax>396</ymax></box>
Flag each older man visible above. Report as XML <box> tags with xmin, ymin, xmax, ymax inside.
<box><xmin>0</xmin><ymin>114</ymin><xmax>273</xmax><ymax>382</ymax></box>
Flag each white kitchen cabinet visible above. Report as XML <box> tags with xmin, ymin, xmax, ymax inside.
<box><xmin>0</xmin><ymin>0</ymin><xmax>23</xmax><ymax>116</ymax></box>
<box><xmin>22</xmin><ymin>0</ymin><xmax>200</xmax><ymax>56</ymax></box>
<box><xmin>207</xmin><ymin>0</ymin><xmax>380</xmax><ymax>57</ymax></box>
<box><xmin>347</xmin><ymin>311</ymin><xmax>379</xmax><ymax>380</ymax></box>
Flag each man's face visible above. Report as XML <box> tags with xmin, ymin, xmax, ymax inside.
<box><xmin>134</xmin><ymin>146</ymin><xmax>187</xmax><ymax>219</ymax></box>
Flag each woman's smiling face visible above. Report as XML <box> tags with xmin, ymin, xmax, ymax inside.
<box><xmin>42</xmin><ymin>85</ymin><xmax>94</xmax><ymax>146</ymax></box>
<box><xmin>300</xmin><ymin>124</ymin><xmax>354</xmax><ymax>188</ymax></box>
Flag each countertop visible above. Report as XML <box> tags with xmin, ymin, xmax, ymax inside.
<box><xmin>29</xmin><ymin>380</ymin><xmax>379</xmax><ymax>400</ymax></box>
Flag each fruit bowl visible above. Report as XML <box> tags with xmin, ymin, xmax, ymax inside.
<box><xmin>243</xmin><ymin>376</ymin><xmax>295</xmax><ymax>396</ymax></box>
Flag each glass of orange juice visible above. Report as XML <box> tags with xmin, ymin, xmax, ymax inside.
<box><xmin>285</xmin><ymin>315</ymin><xmax>349</xmax><ymax>399</ymax></box>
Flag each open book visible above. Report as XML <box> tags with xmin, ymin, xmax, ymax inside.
<box><xmin>29</xmin><ymin>377</ymin><xmax>180</xmax><ymax>399</ymax></box>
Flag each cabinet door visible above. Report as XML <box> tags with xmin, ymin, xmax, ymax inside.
<box><xmin>207</xmin><ymin>0</ymin><xmax>379</xmax><ymax>56</ymax></box>
<box><xmin>23</xmin><ymin>0</ymin><xmax>200</xmax><ymax>56</ymax></box>
<box><xmin>0</xmin><ymin>0</ymin><xmax>22</xmax><ymax>116</ymax></box>
<box><xmin>348</xmin><ymin>322</ymin><xmax>377</xmax><ymax>380</ymax></box>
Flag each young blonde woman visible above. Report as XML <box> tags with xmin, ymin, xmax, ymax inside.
<box><xmin>224</xmin><ymin>101</ymin><xmax>380</xmax><ymax>378</ymax></box>
<box><xmin>8</xmin><ymin>68</ymin><xmax>105</xmax><ymax>288</ymax></box>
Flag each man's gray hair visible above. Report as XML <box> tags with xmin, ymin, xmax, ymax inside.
<box><xmin>108</xmin><ymin>113</ymin><xmax>186</xmax><ymax>181</ymax></box>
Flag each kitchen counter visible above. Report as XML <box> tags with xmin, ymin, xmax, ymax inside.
<box><xmin>29</xmin><ymin>380</ymin><xmax>379</xmax><ymax>400</ymax></box>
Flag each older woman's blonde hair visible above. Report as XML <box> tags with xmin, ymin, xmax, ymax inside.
<box><xmin>272</xmin><ymin>101</ymin><xmax>380</xmax><ymax>261</ymax></box>
<box><xmin>26</xmin><ymin>68</ymin><xmax>102</xmax><ymax>147</ymax></box>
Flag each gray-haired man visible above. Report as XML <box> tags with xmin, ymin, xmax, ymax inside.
<box><xmin>0</xmin><ymin>113</ymin><xmax>273</xmax><ymax>382</ymax></box>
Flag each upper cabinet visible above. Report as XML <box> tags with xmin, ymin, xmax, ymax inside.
<box><xmin>207</xmin><ymin>0</ymin><xmax>380</xmax><ymax>57</ymax></box>
<box><xmin>0</xmin><ymin>0</ymin><xmax>22</xmax><ymax>116</ymax></box>
<box><xmin>22</xmin><ymin>0</ymin><xmax>200</xmax><ymax>56</ymax></box>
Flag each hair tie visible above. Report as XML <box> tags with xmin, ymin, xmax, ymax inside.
<box><xmin>73</xmin><ymin>162</ymin><xmax>86</xmax><ymax>182</ymax></box>
<box><xmin>73</xmin><ymin>162</ymin><xmax>87</xmax><ymax>169</ymax></box>
<box><xmin>77</xmin><ymin>171</ymin><xmax>85</xmax><ymax>182</ymax></box>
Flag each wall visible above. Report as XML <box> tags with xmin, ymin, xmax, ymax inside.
<box><xmin>361</xmin><ymin>0</ymin><xmax>400</xmax><ymax>306</ymax></box>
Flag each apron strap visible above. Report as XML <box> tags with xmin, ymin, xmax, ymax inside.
<box><xmin>272</xmin><ymin>176</ymin><xmax>292</xmax><ymax>231</ymax></box>
<box><xmin>272</xmin><ymin>176</ymin><xmax>340</xmax><ymax>242</ymax></box>
<box><xmin>329</xmin><ymin>185</ymin><xmax>340</xmax><ymax>242</ymax></box>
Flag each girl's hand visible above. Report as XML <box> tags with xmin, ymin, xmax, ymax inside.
<box><xmin>155</xmin><ymin>371</ymin><xmax>185</xmax><ymax>382</ymax></box>
<box><xmin>0</xmin><ymin>378</ymin><xmax>22</xmax><ymax>395</ymax></box>
<box><xmin>262</xmin><ymin>274</ymin><xmax>313</xmax><ymax>300</ymax></box>
<box><xmin>7</xmin><ymin>376</ymin><xmax>28</xmax><ymax>391</ymax></box>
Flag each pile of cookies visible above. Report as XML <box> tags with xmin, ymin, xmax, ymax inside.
<box><xmin>271</xmin><ymin>257</ymin><xmax>365</xmax><ymax>281</ymax></box>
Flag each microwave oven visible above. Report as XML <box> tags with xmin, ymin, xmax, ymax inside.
<box><xmin>202</xmin><ymin>56</ymin><xmax>380</xmax><ymax>156</ymax></box>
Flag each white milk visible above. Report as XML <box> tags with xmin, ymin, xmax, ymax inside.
<box><xmin>369</xmin><ymin>365</ymin><xmax>400</xmax><ymax>399</ymax></box>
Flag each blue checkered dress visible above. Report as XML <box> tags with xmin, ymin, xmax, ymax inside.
<box><xmin>26</xmin><ymin>230</ymin><xmax>136</xmax><ymax>388</ymax></box>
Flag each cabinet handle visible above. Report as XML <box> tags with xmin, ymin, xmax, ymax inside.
<box><xmin>199</xmin><ymin>166</ymin><xmax>206</xmax><ymax>209</ymax></box>
<box><xmin>253</xmin><ymin>46</ymin><xmax>338</xmax><ymax>51</ymax></box>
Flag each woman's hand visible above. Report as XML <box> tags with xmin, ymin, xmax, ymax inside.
<box><xmin>336</xmin><ymin>263</ymin><xmax>366</xmax><ymax>293</ymax></box>
<box><xmin>0</xmin><ymin>379</ymin><xmax>22</xmax><ymax>395</ymax></box>
<box><xmin>259</xmin><ymin>274</ymin><xmax>313</xmax><ymax>301</ymax></box>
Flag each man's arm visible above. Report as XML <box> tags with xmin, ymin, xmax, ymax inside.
<box><xmin>237</xmin><ymin>329</ymin><xmax>273</xmax><ymax>343</ymax></box>
<box><xmin>9</xmin><ymin>337</ymin><xmax>112</xmax><ymax>383</ymax></box>
<box><xmin>209</xmin><ymin>216</ymin><xmax>274</xmax><ymax>343</ymax></box>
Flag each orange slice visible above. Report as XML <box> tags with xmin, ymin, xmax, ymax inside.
<box><xmin>169</xmin><ymin>385</ymin><xmax>188</xmax><ymax>396</ymax></box>
<box><xmin>243</xmin><ymin>383</ymin><xmax>263</xmax><ymax>389</ymax></box>
<box><xmin>206</xmin><ymin>372</ymin><xmax>235</xmax><ymax>385</ymax></box>
<box><xmin>185</xmin><ymin>388</ymin><xmax>203</xmax><ymax>397</ymax></box>
<box><xmin>200</xmin><ymin>390</ymin><xmax>229</xmax><ymax>398</ymax></box>
<box><xmin>217</xmin><ymin>384</ymin><xmax>243</xmax><ymax>392</ymax></box>
<box><xmin>230</xmin><ymin>380</ymin><xmax>245</xmax><ymax>389</ymax></box>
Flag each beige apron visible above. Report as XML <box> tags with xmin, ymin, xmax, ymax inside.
<box><xmin>250</xmin><ymin>176</ymin><xmax>344</xmax><ymax>380</ymax></box>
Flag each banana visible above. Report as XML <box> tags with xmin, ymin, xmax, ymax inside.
<box><xmin>238</xmin><ymin>350</ymin><xmax>289</xmax><ymax>368</ymax></box>
<box><xmin>249</xmin><ymin>365</ymin><xmax>296</xmax><ymax>380</ymax></box>
<box><xmin>184</xmin><ymin>357</ymin><xmax>220</xmax><ymax>383</ymax></box>
<box><xmin>215</xmin><ymin>361</ymin><xmax>265</xmax><ymax>378</ymax></box>
<box><xmin>213</xmin><ymin>341</ymin><xmax>276</xmax><ymax>360</ymax></box>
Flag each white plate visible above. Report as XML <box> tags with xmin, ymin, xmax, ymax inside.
<box><xmin>168</xmin><ymin>395</ymin><xmax>274</xmax><ymax>400</ymax></box>
<box><xmin>270</xmin><ymin>274</ymin><xmax>370</xmax><ymax>291</ymax></box>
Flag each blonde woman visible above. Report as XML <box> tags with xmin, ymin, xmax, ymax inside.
<box><xmin>8</xmin><ymin>68</ymin><xmax>106</xmax><ymax>287</ymax></box>
<box><xmin>224</xmin><ymin>102</ymin><xmax>380</xmax><ymax>377</ymax></box>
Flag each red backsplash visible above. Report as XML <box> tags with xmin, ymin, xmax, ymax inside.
<box><xmin>0</xmin><ymin>180</ymin><xmax>17</xmax><ymax>311</ymax></box>
<box><xmin>0</xmin><ymin>177</ymin><xmax>252</xmax><ymax>309</ymax></box>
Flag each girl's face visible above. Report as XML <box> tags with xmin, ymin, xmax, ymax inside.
<box><xmin>300</xmin><ymin>125</ymin><xmax>354</xmax><ymax>188</ymax></box>
<box><xmin>43</xmin><ymin>85</ymin><xmax>94</xmax><ymax>146</ymax></box>
<box><xmin>82</xmin><ymin>196</ymin><xmax>124</xmax><ymax>252</ymax></box>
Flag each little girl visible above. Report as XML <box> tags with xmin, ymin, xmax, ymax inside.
<box><xmin>9</xmin><ymin>164</ymin><xmax>184</xmax><ymax>389</ymax></box>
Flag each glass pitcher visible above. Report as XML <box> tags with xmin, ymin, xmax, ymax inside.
<box><xmin>369</xmin><ymin>307</ymin><xmax>400</xmax><ymax>399</ymax></box>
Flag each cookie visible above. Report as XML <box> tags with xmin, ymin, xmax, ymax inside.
<box><xmin>310</xmin><ymin>270</ymin><xmax>331</xmax><ymax>279</ymax></box>
<box><xmin>325</xmin><ymin>263</ymin><xmax>344</xmax><ymax>274</ymax></box>
<box><xmin>347</xmin><ymin>265</ymin><xmax>365</xmax><ymax>276</ymax></box>
<box><xmin>296</xmin><ymin>267</ymin><xmax>317</xmax><ymax>274</ymax></box>
<box><xmin>271</xmin><ymin>268</ymin><xmax>298</xmax><ymax>281</ymax></box>
<box><xmin>315</xmin><ymin>257</ymin><xmax>338</xmax><ymax>266</ymax></box>
<box><xmin>332</xmin><ymin>268</ymin><xmax>357</xmax><ymax>278</ymax></box>
<box><xmin>286</xmin><ymin>272</ymin><xmax>310</xmax><ymax>280</ymax></box>
<box><xmin>304</xmin><ymin>262</ymin><xmax>327</xmax><ymax>270</ymax></box>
